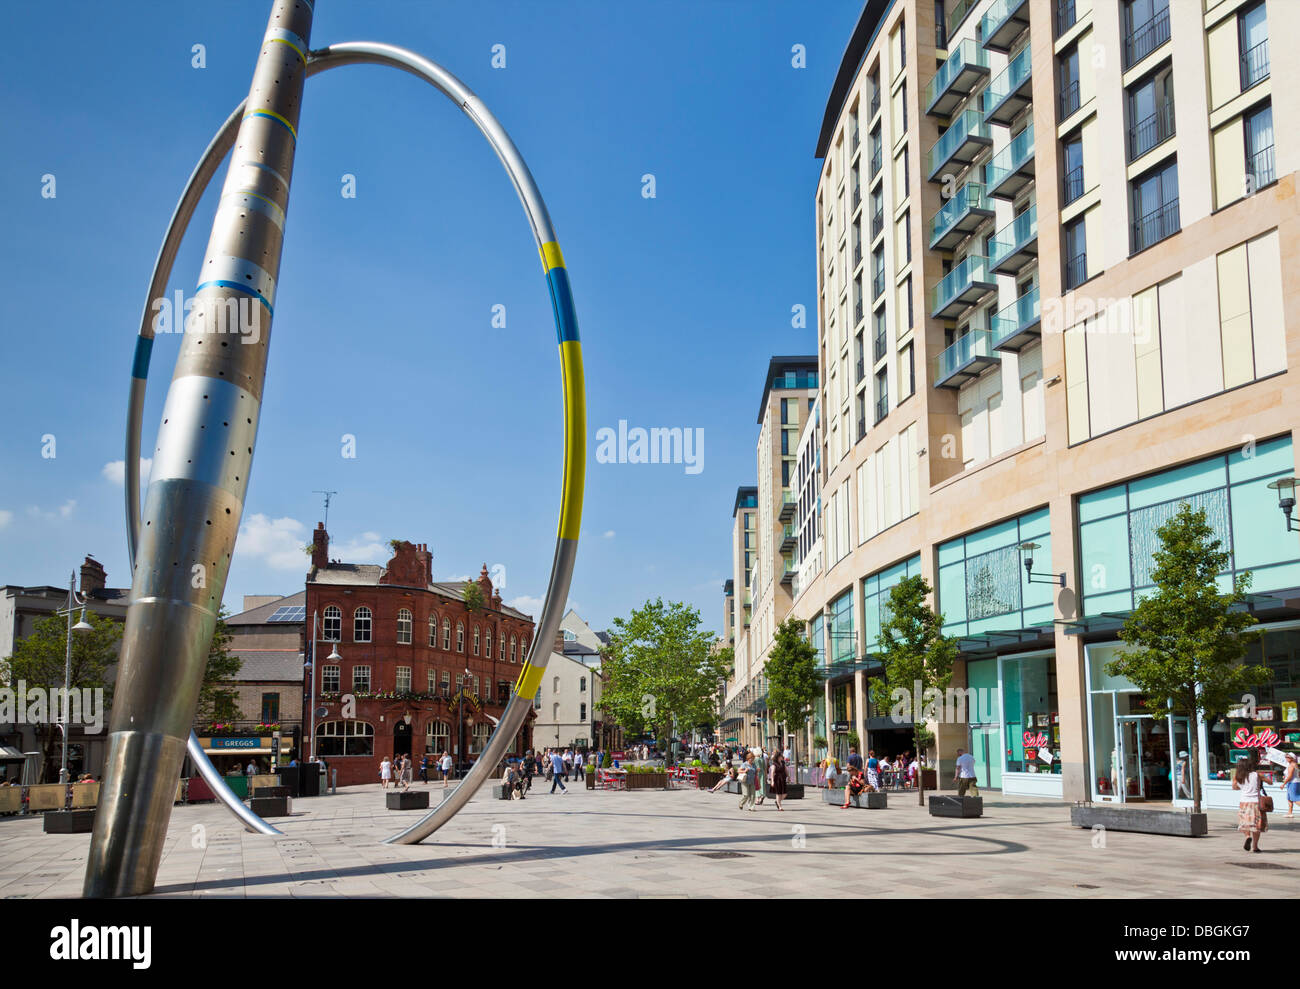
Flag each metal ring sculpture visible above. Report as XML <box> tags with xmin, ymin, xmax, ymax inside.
<box><xmin>121</xmin><ymin>44</ymin><xmax>583</xmax><ymax>849</ymax></box>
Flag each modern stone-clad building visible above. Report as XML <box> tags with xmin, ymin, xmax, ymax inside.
<box><xmin>731</xmin><ymin>0</ymin><xmax>1300</xmax><ymax>808</ymax></box>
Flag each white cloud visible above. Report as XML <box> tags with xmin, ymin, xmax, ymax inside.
<box><xmin>238</xmin><ymin>514</ymin><xmax>309</xmax><ymax>570</ymax></box>
<box><xmin>507</xmin><ymin>595</ymin><xmax>544</xmax><ymax>616</ymax></box>
<box><xmin>603</xmin><ymin>530</ymin><xmax>615</xmax><ymax>539</ymax></box>
<box><xmin>0</xmin><ymin>510</ymin><xmax>11</xmax><ymax>528</ymax></box>
<box><xmin>443</xmin><ymin>574</ymin><xmax>472</xmax><ymax>584</ymax></box>
<box><xmin>27</xmin><ymin>499</ymin><xmax>76</xmax><ymax>521</ymax></box>
<box><xmin>102</xmin><ymin>458</ymin><xmax>153</xmax><ymax>487</ymax></box>
<box><xmin>333</xmin><ymin>531</ymin><xmax>388</xmax><ymax>564</ymax></box>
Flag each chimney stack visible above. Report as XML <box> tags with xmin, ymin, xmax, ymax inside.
<box><xmin>311</xmin><ymin>522</ymin><xmax>329</xmax><ymax>570</ymax></box>
<box><xmin>79</xmin><ymin>556</ymin><xmax>107</xmax><ymax>596</ymax></box>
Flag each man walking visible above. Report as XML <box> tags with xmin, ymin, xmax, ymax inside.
<box><xmin>954</xmin><ymin>747</ymin><xmax>979</xmax><ymax>797</ymax></box>
<box><xmin>738</xmin><ymin>752</ymin><xmax>758</xmax><ymax>812</ymax></box>
<box><xmin>439</xmin><ymin>750</ymin><xmax>453</xmax><ymax>788</ymax></box>
<box><xmin>573</xmin><ymin>749</ymin><xmax>585</xmax><ymax>782</ymax></box>
<box><xmin>550</xmin><ymin>749</ymin><xmax>568</xmax><ymax>794</ymax></box>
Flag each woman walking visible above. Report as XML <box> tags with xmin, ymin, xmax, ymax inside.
<box><xmin>1233</xmin><ymin>754</ymin><xmax>1268</xmax><ymax>853</ymax></box>
<box><xmin>379</xmin><ymin>755</ymin><xmax>392</xmax><ymax>789</ymax></box>
<box><xmin>770</xmin><ymin>749</ymin><xmax>788</xmax><ymax>810</ymax></box>
<box><xmin>1283</xmin><ymin>753</ymin><xmax>1299</xmax><ymax>817</ymax></box>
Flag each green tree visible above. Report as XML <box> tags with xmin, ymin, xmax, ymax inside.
<box><xmin>196</xmin><ymin>608</ymin><xmax>242</xmax><ymax>725</ymax></box>
<box><xmin>602</xmin><ymin>599</ymin><xmax>728</xmax><ymax>752</ymax></box>
<box><xmin>869</xmin><ymin>575</ymin><xmax>957</xmax><ymax>804</ymax></box>
<box><xmin>462</xmin><ymin>580</ymin><xmax>485</xmax><ymax>613</ymax></box>
<box><xmin>1108</xmin><ymin>503</ymin><xmax>1267</xmax><ymax>813</ymax></box>
<box><xmin>765</xmin><ymin>618</ymin><xmax>820</xmax><ymax>778</ymax></box>
<box><xmin>3</xmin><ymin>611</ymin><xmax>122</xmax><ymax>781</ymax></box>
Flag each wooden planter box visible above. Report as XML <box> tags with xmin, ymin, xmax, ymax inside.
<box><xmin>250</xmin><ymin>795</ymin><xmax>292</xmax><ymax>817</ymax></box>
<box><xmin>929</xmin><ymin>795</ymin><xmax>982</xmax><ymax>818</ymax></box>
<box><xmin>697</xmin><ymin>771</ymin><xmax>726</xmax><ymax>790</ymax></box>
<box><xmin>1070</xmin><ymin>804</ymin><xmax>1207</xmax><ymax>837</ymax></box>
<box><xmin>624</xmin><ymin>772</ymin><xmax>669</xmax><ymax>790</ymax></box>
<box><xmin>44</xmin><ymin>809</ymin><xmax>95</xmax><ymax>834</ymax></box>
<box><xmin>782</xmin><ymin>784</ymin><xmax>806</xmax><ymax>800</ymax></box>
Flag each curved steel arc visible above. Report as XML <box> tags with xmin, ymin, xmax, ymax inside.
<box><xmin>125</xmin><ymin>42</ymin><xmax>582</xmax><ymax>845</ymax></box>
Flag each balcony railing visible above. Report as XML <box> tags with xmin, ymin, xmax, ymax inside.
<box><xmin>856</xmin><ymin>355</ymin><xmax>865</xmax><ymax>382</ymax></box>
<box><xmin>855</xmin><ymin>299</ymin><xmax>865</xmax><ymax>323</ymax></box>
<box><xmin>924</xmin><ymin>39</ymin><xmax>989</xmax><ymax>117</ymax></box>
<box><xmin>870</xmin><ymin>146</ymin><xmax>883</xmax><ymax>178</ymax></box>
<box><xmin>771</xmin><ymin>371</ymin><xmax>817</xmax><ymax>389</ymax></box>
<box><xmin>872</xmin><ymin>272</ymin><xmax>885</xmax><ymax>299</ymax></box>
<box><xmin>870</xmin><ymin>90</ymin><xmax>881</xmax><ymax>120</ymax></box>
<box><xmin>873</xmin><ymin>330</ymin><xmax>887</xmax><ymax>362</ymax></box>
<box><xmin>926</xmin><ymin>109</ymin><xmax>991</xmax><ymax>181</ymax></box>
<box><xmin>874</xmin><ymin>395</ymin><xmax>888</xmax><ymax>424</ymax></box>
<box><xmin>1241</xmin><ymin>38</ymin><xmax>1270</xmax><ymax>90</ymax></box>
<box><xmin>1124</xmin><ymin>8</ymin><xmax>1170</xmax><ymax>69</ymax></box>
<box><xmin>1128</xmin><ymin>101</ymin><xmax>1175</xmax><ymax>161</ymax></box>
<box><xmin>778</xmin><ymin>490</ymin><xmax>797</xmax><ymax>521</ymax></box>
<box><xmin>1058</xmin><ymin>79</ymin><xmax>1080</xmax><ymax>119</ymax></box>
<box><xmin>1062</xmin><ymin>164</ymin><xmax>1085</xmax><ymax>205</ymax></box>
<box><xmin>984</xmin><ymin>123</ymin><xmax>1035</xmax><ymax>199</ymax></box>
<box><xmin>990</xmin><ymin>286</ymin><xmax>1041</xmax><ymax>351</ymax></box>
<box><xmin>781</xmin><ymin>523</ymin><xmax>797</xmax><ymax>550</ymax></box>
<box><xmin>929</xmin><ymin>180</ymin><xmax>992</xmax><ymax>250</ymax></box>
<box><xmin>1064</xmin><ymin>251</ymin><xmax>1087</xmax><ymax>289</ymax></box>
<box><xmin>1056</xmin><ymin>0</ymin><xmax>1077</xmax><ymax>37</ymax></box>
<box><xmin>984</xmin><ymin>45</ymin><xmax>1033</xmax><ymax>126</ymax></box>
<box><xmin>989</xmin><ymin>204</ymin><xmax>1038</xmax><ymax>274</ymax></box>
<box><xmin>981</xmin><ymin>0</ymin><xmax>1030</xmax><ymax>53</ymax></box>
<box><xmin>947</xmin><ymin>0</ymin><xmax>981</xmax><ymax>39</ymax></box>
<box><xmin>871</xmin><ymin>207</ymin><xmax>884</xmax><ymax>240</ymax></box>
<box><xmin>853</xmin><ymin>242</ymin><xmax>862</xmax><ymax>267</ymax></box>
<box><xmin>1248</xmin><ymin>144</ymin><xmax>1276</xmax><ymax>191</ymax></box>
<box><xmin>853</xmin><ymin>183</ymin><xmax>862</xmax><ymax>209</ymax></box>
<box><xmin>930</xmin><ymin>254</ymin><xmax>995</xmax><ymax>319</ymax></box>
<box><xmin>933</xmin><ymin>330</ymin><xmax>999</xmax><ymax>388</ymax></box>
<box><xmin>1132</xmin><ymin>198</ymin><xmax>1179</xmax><ymax>253</ymax></box>
<box><xmin>857</xmin><ymin>416</ymin><xmax>866</xmax><ymax>440</ymax></box>
<box><xmin>851</xmin><ymin>128</ymin><xmax>861</xmax><ymax>154</ymax></box>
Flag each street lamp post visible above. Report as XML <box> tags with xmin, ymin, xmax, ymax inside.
<box><xmin>1266</xmin><ymin>477</ymin><xmax>1298</xmax><ymax>531</ymax></box>
<box><xmin>54</xmin><ymin>571</ymin><xmax>94</xmax><ymax>784</ymax></box>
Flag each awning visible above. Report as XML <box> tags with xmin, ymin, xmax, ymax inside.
<box><xmin>956</xmin><ymin>625</ymin><xmax>1055</xmax><ymax>653</ymax></box>
<box><xmin>1058</xmin><ymin>591</ymin><xmax>1299</xmax><ymax>637</ymax></box>
<box><xmin>198</xmin><ymin>736</ymin><xmax>292</xmax><ymax>755</ymax></box>
<box><xmin>0</xmin><ymin>745</ymin><xmax>26</xmax><ymax>761</ymax></box>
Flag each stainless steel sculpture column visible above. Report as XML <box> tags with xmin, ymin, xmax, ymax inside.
<box><xmin>85</xmin><ymin>0</ymin><xmax>313</xmax><ymax>897</ymax></box>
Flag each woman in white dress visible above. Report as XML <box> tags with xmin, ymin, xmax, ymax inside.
<box><xmin>380</xmin><ymin>756</ymin><xmax>392</xmax><ymax>789</ymax></box>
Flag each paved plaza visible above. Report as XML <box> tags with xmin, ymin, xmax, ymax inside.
<box><xmin>1</xmin><ymin>783</ymin><xmax>1296</xmax><ymax>898</ymax></box>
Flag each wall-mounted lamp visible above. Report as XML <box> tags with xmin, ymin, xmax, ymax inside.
<box><xmin>1044</xmin><ymin>375</ymin><xmax>1062</xmax><ymax>387</ymax></box>
<box><xmin>1019</xmin><ymin>542</ymin><xmax>1065</xmax><ymax>587</ymax></box>
<box><xmin>1266</xmin><ymin>477</ymin><xmax>1297</xmax><ymax>532</ymax></box>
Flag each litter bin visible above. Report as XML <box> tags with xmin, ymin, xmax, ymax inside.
<box><xmin>277</xmin><ymin>764</ymin><xmax>300</xmax><ymax>797</ymax></box>
<box><xmin>300</xmin><ymin>762</ymin><xmax>321</xmax><ymax>797</ymax></box>
<box><xmin>224</xmin><ymin>774</ymin><xmax>249</xmax><ymax>800</ymax></box>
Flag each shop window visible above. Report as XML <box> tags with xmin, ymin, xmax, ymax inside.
<box><xmin>1001</xmin><ymin>655</ymin><xmax>1060</xmax><ymax>774</ymax></box>
<box><xmin>316</xmin><ymin>720</ymin><xmax>374</xmax><ymax>756</ymax></box>
<box><xmin>1205</xmin><ymin>627</ymin><xmax>1300</xmax><ymax>782</ymax></box>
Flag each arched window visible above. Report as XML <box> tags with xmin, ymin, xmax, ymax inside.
<box><xmin>471</xmin><ymin>722</ymin><xmax>491</xmax><ymax>754</ymax></box>
<box><xmin>426</xmin><ymin>720</ymin><xmax>450</xmax><ymax>754</ymax></box>
<box><xmin>428</xmin><ymin>614</ymin><xmax>438</xmax><ymax>647</ymax></box>
<box><xmin>456</xmin><ymin>622</ymin><xmax>465</xmax><ymax>653</ymax></box>
<box><xmin>484</xmin><ymin>627</ymin><xmax>492</xmax><ymax>659</ymax></box>
<box><xmin>397</xmin><ymin>608</ymin><xmax>412</xmax><ymax>644</ymax></box>
<box><xmin>315</xmin><ymin>720</ymin><xmax>374</xmax><ymax>756</ymax></box>
<box><xmin>353</xmin><ymin>606</ymin><xmax>372</xmax><ymax>642</ymax></box>
<box><xmin>520</xmin><ymin>637</ymin><xmax>529</xmax><ymax>660</ymax></box>
<box><xmin>473</xmin><ymin>625</ymin><xmax>480</xmax><ymax>656</ymax></box>
<box><xmin>553</xmin><ymin>675</ymin><xmax>560</xmax><ymax>693</ymax></box>
<box><xmin>499</xmin><ymin>634</ymin><xmax>505</xmax><ymax>661</ymax></box>
<box><xmin>509</xmin><ymin>636</ymin><xmax>516</xmax><ymax>663</ymax></box>
<box><xmin>472</xmin><ymin>675</ymin><xmax>480</xmax><ymax>697</ymax></box>
<box><xmin>580</xmin><ymin>676</ymin><xmax>586</xmax><ymax>692</ymax></box>
<box><xmin>323</xmin><ymin>605</ymin><xmax>341</xmax><ymax>641</ymax></box>
<box><xmin>442</xmin><ymin>618</ymin><xmax>451</xmax><ymax>650</ymax></box>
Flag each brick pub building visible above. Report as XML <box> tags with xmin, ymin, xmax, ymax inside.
<box><xmin>303</xmin><ymin>525</ymin><xmax>536</xmax><ymax>786</ymax></box>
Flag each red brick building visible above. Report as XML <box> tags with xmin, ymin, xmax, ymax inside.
<box><xmin>303</xmin><ymin>525</ymin><xmax>536</xmax><ymax>786</ymax></box>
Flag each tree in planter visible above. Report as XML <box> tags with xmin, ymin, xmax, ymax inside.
<box><xmin>196</xmin><ymin>608</ymin><xmax>243</xmax><ymax>725</ymax></box>
<box><xmin>1108</xmin><ymin>503</ymin><xmax>1267</xmax><ymax>814</ymax></box>
<box><xmin>4</xmin><ymin>611</ymin><xmax>122</xmax><ymax>781</ymax></box>
<box><xmin>601</xmin><ymin>599</ymin><xmax>728</xmax><ymax>753</ymax></box>
<box><xmin>765</xmin><ymin>618</ymin><xmax>820</xmax><ymax>783</ymax></box>
<box><xmin>869</xmin><ymin>574</ymin><xmax>957</xmax><ymax>805</ymax></box>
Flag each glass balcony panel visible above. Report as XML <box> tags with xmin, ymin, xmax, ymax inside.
<box><xmin>989</xmin><ymin>204</ymin><xmax>1038</xmax><ymax>273</ymax></box>
<box><xmin>990</xmin><ymin>286</ymin><xmax>1041</xmax><ymax>350</ymax></box>
<box><xmin>984</xmin><ymin>46</ymin><xmax>1033</xmax><ymax>126</ymax></box>
<box><xmin>924</xmin><ymin>39</ymin><xmax>990</xmax><ymax>117</ymax></box>
<box><xmin>981</xmin><ymin>0</ymin><xmax>1030</xmax><ymax>53</ymax></box>
<box><xmin>929</xmin><ymin>254</ymin><xmax>995</xmax><ymax>319</ymax></box>
<box><xmin>984</xmin><ymin>123</ymin><xmax>1035</xmax><ymax>199</ymax></box>
<box><xmin>927</xmin><ymin>109</ymin><xmax>991</xmax><ymax>181</ymax></box>
<box><xmin>928</xmin><ymin>181</ymin><xmax>992</xmax><ymax>250</ymax></box>
<box><xmin>934</xmin><ymin>330</ymin><xmax>1000</xmax><ymax>388</ymax></box>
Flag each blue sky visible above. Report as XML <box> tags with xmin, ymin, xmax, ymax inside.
<box><xmin>0</xmin><ymin>0</ymin><xmax>859</xmax><ymax>634</ymax></box>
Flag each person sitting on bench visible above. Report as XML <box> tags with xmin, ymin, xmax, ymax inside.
<box><xmin>841</xmin><ymin>768</ymin><xmax>874</xmax><ymax>808</ymax></box>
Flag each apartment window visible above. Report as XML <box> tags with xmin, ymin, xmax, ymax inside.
<box><xmin>1123</xmin><ymin>0</ymin><xmax>1170</xmax><ymax>70</ymax></box>
<box><xmin>872</xmin><ymin>249</ymin><xmax>885</xmax><ymax>299</ymax></box>
<box><xmin>261</xmin><ymin>692</ymin><xmax>280</xmax><ymax>723</ymax></box>
<box><xmin>428</xmin><ymin>614</ymin><xmax>437</xmax><ymax>646</ymax></box>
<box><xmin>428</xmin><ymin>668</ymin><xmax>437</xmax><ymax>692</ymax></box>
<box><xmin>1239</xmin><ymin>3</ymin><xmax>1269</xmax><ymax>91</ymax></box>
<box><xmin>483</xmin><ymin>681</ymin><xmax>492</xmax><ymax>703</ymax></box>
<box><xmin>781</xmin><ymin>429</ymin><xmax>790</xmax><ymax>455</ymax></box>
<box><xmin>580</xmin><ymin>676</ymin><xmax>587</xmax><ymax>692</ymax></box>
<box><xmin>901</xmin><ymin>209</ymin><xmax>911</xmax><ymax>264</ymax></box>
<box><xmin>353</xmin><ymin>665</ymin><xmax>371</xmax><ymax>692</ymax></box>
<box><xmin>1062</xmin><ymin>136</ymin><xmax>1084</xmax><ymax>204</ymax></box>
<box><xmin>442</xmin><ymin>618</ymin><xmax>451</xmax><ymax>650</ymax></box>
<box><xmin>935</xmin><ymin>1</ymin><xmax>947</xmax><ymax>48</ymax></box>
<box><xmin>353</xmin><ymin>606</ymin><xmax>371</xmax><ymax>643</ymax></box>
<box><xmin>322</xmin><ymin>605</ymin><xmax>341</xmax><ymax>641</ymax></box>
<box><xmin>580</xmin><ymin>703</ymin><xmax>588</xmax><ymax>722</ymax></box>
<box><xmin>1245</xmin><ymin>103</ymin><xmax>1275</xmax><ymax>190</ymax></box>
<box><xmin>1130</xmin><ymin>159</ymin><xmax>1180</xmax><ymax>252</ymax></box>
<box><xmin>904</xmin><ymin>274</ymin><xmax>913</xmax><ymax>330</ymax></box>
<box><xmin>484</xmin><ymin>628</ymin><xmax>492</xmax><ymax>658</ymax></box>
<box><xmin>396</xmin><ymin>608</ymin><xmax>412</xmax><ymax>644</ymax></box>
<box><xmin>873</xmin><ymin>369</ymin><xmax>889</xmax><ymax>424</ymax></box>
<box><xmin>1063</xmin><ymin>217</ymin><xmax>1087</xmax><ymax>288</ymax></box>
<box><xmin>456</xmin><ymin>622</ymin><xmax>465</xmax><ymax>652</ymax></box>
<box><xmin>322</xmin><ymin>665</ymin><xmax>340</xmax><ymax>693</ymax></box>
<box><xmin>871</xmin><ymin>189</ymin><xmax>883</xmax><ymax>239</ymax></box>
<box><xmin>1055</xmin><ymin>0</ymin><xmax>1077</xmax><ymax>37</ymax></box>
<box><xmin>473</xmin><ymin>676</ymin><xmax>480</xmax><ymax>697</ymax></box>
<box><xmin>473</xmin><ymin>625</ymin><xmax>480</xmax><ymax>656</ymax></box>
<box><xmin>499</xmin><ymin>635</ymin><xmax>505</xmax><ymax>661</ymax></box>
<box><xmin>901</xmin><ymin>147</ymin><xmax>910</xmax><ymax>197</ymax></box>
<box><xmin>899</xmin><ymin>82</ymin><xmax>908</xmax><ymax>132</ymax></box>
<box><xmin>870</xmin><ymin>126</ymin><xmax>882</xmax><ymax>176</ymax></box>
<box><xmin>1127</xmin><ymin>65</ymin><xmax>1175</xmax><ymax>161</ymax></box>
<box><xmin>396</xmin><ymin>666</ymin><xmax>411</xmax><ymax>692</ymax></box>
<box><xmin>510</xmin><ymin>636</ymin><xmax>517</xmax><ymax>662</ymax></box>
<box><xmin>780</xmin><ymin>397</ymin><xmax>789</xmax><ymax>425</ymax></box>
<box><xmin>1058</xmin><ymin>46</ymin><xmax>1080</xmax><ymax>118</ymax></box>
<box><xmin>899</xmin><ymin>19</ymin><xmax>906</xmax><ymax>70</ymax></box>
<box><xmin>441</xmin><ymin>670</ymin><xmax>450</xmax><ymax>695</ymax></box>
<box><xmin>899</xmin><ymin>342</ymin><xmax>915</xmax><ymax>400</ymax></box>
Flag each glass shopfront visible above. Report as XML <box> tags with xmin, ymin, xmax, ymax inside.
<box><xmin>966</xmin><ymin>658</ymin><xmax>1001</xmax><ymax>790</ymax></box>
<box><xmin>938</xmin><ymin>507</ymin><xmax>1055</xmax><ymax>638</ymax></box>
<box><xmin>1204</xmin><ymin>625</ymin><xmax>1300</xmax><ymax>784</ymax></box>
<box><xmin>957</xmin><ymin>650</ymin><xmax>1060</xmax><ymax>796</ymax></box>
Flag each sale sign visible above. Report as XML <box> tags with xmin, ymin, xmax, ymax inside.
<box><xmin>1232</xmin><ymin>726</ymin><xmax>1280</xmax><ymax>749</ymax></box>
